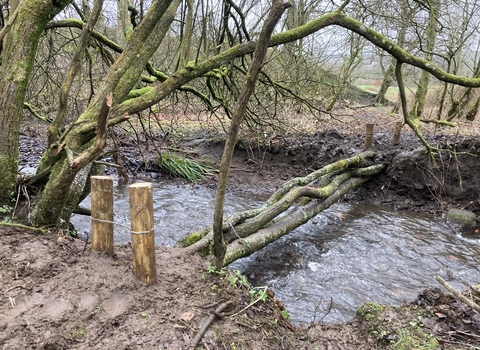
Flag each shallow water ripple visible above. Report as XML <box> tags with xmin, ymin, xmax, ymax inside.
<box><xmin>72</xmin><ymin>184</ymin><xmax>480</xmax><ymax>324</ymax></box>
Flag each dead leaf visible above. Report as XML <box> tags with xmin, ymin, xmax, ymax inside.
<box><xmin>180</xmin><ymin>312</ymin><xmax>195</xmax><ymax>322</ymax></box>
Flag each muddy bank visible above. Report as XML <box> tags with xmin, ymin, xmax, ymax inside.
<box><xmin>2</xmin><ymin>226</ymin><xmax>480</xmax><ymax>349</ymax></box>
<box><xmin>18</xmin><ymin>125</ymin><xmax>480</xmax><ymax>221</ymax></box>
<box><xmin>179</xmin><ymin>129</ymin><xmax>480</xmax><ymax>217</ymax></box>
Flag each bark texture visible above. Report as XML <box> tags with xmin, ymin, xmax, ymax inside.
<box><xmin>179</xmin><ymin>152</ymin><xmax>384</xmax><ymax>266</ymax></box>
<box><xmin>0</xmin><ymin>0</ymin><xmax>71</xmax><ymax>205</ymax></box>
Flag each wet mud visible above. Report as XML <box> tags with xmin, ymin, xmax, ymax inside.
<box><xmin>4</xmin><ymin>122</ymin><xmax>480</xmax><ymax>349</ymax></box>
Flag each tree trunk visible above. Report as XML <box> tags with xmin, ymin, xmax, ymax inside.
<box><xmin>179</xmin><ymin>153</ymin><xmax>384</xmax><ymax>266</ymax></box>
<box><xmin>446</xmin><ymin>86</ymin><xmax>480</xmax><ymax>122</ymax></box>
<box><xmin>211</xmin><ymin>0</ymin><xmax>289</xmax><ymax>270</ymax></box>
<box><xmin>0</xmin><ymin>0</ymin><xmax>71</xmax><ymax>206</ymax></box>
<box><xmin>465</xmin><ymin>95</ymin><xmax>480</xmax><ymax>121</ymax></box>
<box><xmin>375</xmin><ymin>0</ymin><xmax>412</xmax><ymax>106</ymax></box>
<box><xmin>30</xmin><ymin>0</ymin><xmax>179</xmax><ymax>227</ymax></box>
<box><xmin>409</xmin><ymin>0</ymin><xmax>440</xmax><ymax>119</ymax></box>
<box><xmin>375</xmin><ymin>64</ymin><xmax>395</xmax><ymax>105</ymax></box>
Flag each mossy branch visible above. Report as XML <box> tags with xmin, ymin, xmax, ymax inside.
<box><xmin>419</xmin><ymin>119</ymin><xmax>457</xmax><ymax>127</ymax></box>
<box><xmin>23</xmin><ymin>102</ymin><xmax>52</xmax><ymax>123</ymax></box>
<box><xmin>222</xmin><ymin>176</ymin><xmax>373</xmax><ymax>266</ymax></box>
<box><xmin>180</xmin><ymin>155</ymin><xmax>384</xmax><ymax>262</ymax></box>
<box><xmin>70</xmin><ymin>94</ymin><xmax>112</xmax><ymax>172</ymax></box>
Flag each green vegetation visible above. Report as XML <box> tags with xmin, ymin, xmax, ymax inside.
<box><xmin>357</xmin><ymin>302</ymin><xmax>386</xmax><ymax>335</ymax></box>
<box><xmin>389</xmin><ymin>326</ymin><xmax>439</xmax><ymax>350</ymax></box>
<box><xmin>0</xmin><ymin>204</ymin><xmax>13</xmax><ymax>214</ymax></box>
<box><xmin>280</xmin><ymin>309</ymin><xmax>290</xmax><ymax>321</ymax></box>
<box><xmin>157</xmin><ymin>152</ymin><xmax>213</xmax><ymax>182</ymax></box>
<box><xmin>71</xmin><ymin>322</ymin><xmax>86</xmax><ymax>339</ymax></box>
<box><xmin>228</xmin><ymin>269</ymin><xmax>250</xmax><ymax>288</ymax></box>
<box><xmin>357</xmin><ymin>302</ymin><xmax>441</xmax><ymax>349</ymax></box>
<box><xmin>206</xmin><ymin>261</ymin><xmax>223</xmax><ymax>274</ymax></box>
<box><xmin>249</xmin><ymin>288</ymin><xmax>268</xmax><ymax>303</ymax></box>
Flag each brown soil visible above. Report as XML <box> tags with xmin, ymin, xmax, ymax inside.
<box><xmin>175</xmin><ymin>123</ymin><xmax>480</xmax><ymax>217</ymax></box>
<box><xmin>3</xmin><ymin>226</ymin><xmax>480</xmax><ymax>350</ymax></box>
<box><xmin>3</xmin><ymin>110</ymin><xmax>480</xmax><ymax>349</ymax></box>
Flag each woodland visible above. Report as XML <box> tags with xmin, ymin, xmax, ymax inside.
<box><xmin>2</xmin><ymin>1</ymin><xmax>480</xmax><ymax>349</ymax></box>
<box><xmin>0</xmin><ymin>0</ymin><xmax>480</xmax><ymax>268</ymax></box>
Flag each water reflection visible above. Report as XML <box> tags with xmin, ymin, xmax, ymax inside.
<box><xmin>71</xmin><ymin>183</ymin><xmax>480</xmax><ymax>324</ymax></box>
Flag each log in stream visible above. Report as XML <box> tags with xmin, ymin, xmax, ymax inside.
<box><xmin>176</xmin><ymin>151</ymin><xmax>385</xmax><ymax>266</ymax></box>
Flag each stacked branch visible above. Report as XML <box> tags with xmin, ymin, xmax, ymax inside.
<box><xmin>176</xmin><ymin>151</ymin><xmax>384</xmax><ymax>266</ymax></box>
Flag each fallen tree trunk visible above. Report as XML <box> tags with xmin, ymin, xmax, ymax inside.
<box><xmin>222</xmin><ymin>175</ymin><xmax>374</xmax><ymax>266</ymax></box>
<box><xmin>177</xmin><ymin>152</ymin><xmax>384</xmax><ymax>265</ymax></box>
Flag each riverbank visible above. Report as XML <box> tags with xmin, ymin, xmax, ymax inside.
<box><xmin>4</xmin><ymin>111</ymin><xmax>480</xmax><ymax>349</ymax></box>
<box><xmin>2</xmin><ymin>225</ymin><xmax>480</xmax><ymax>349</ymax></box>
<box><xmin>18</xmin><ymin>105</ymin><xmax>480</xmax><ymax>216</ymax></box>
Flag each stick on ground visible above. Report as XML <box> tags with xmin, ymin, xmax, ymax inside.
<box><xmin>435</xmin><ymin>275</ymin><xmax>480</xmax><ymax>313</ymax></box>
<box><xmin>190</xmin><ymin>300</ymin><xmax>233</xmax><ymax>349</ymax></box>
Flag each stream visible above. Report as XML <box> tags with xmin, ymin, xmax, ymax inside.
<box><xmin>71</xmin><ymin>181</ymin><xmax>480</xmax><ymax>324</ymax></box>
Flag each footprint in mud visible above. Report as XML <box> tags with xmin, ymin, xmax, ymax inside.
<box><xmin>101</xmin><ymin>292</ymin><xmax>133</xmax><ymax>318</ymax></box>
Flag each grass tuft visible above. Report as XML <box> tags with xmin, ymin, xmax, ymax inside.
<box><xmin>157</xmin><ymin>152</ymin><xmax>213</xmax><ymax>182</ymax></box>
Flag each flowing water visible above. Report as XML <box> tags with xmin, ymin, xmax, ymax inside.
<box><xmin>71</xmin><ymin>181</ymin><xmax>480</xmax><ymax>324</ymax></box>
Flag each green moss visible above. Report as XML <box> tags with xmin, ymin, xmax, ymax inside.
<box><xmin>0</xmin><ymin>156</ymin><xmax>18</xmax><ymax>205</ymax></box>
<box><xmin>357</xmin><ymin>303</ymin><xmax>442</xmax><ymax>349</ymax></box>
<box><xmin>357</xmin><ymin>302</ymin><xmax>386</xmax><ymax>334</ymax></box>
<box><xmin>198</xmin><ymin>242</ymin><xmax>214</xmax><ymax>257</ymax></box>
<box><xmin>184</xmin><ymin>232</ymin><xmax>202</xmax><ymax>246</ymax></box>
<box><xmin>126</xmin><ymin>87</ymin><xmax>155</xmax><ymax>100</ymax></box>
<box><xmin>390</xmin><ymin>327</ymin><xmax>439</xmax><ymax>350</ymax></box>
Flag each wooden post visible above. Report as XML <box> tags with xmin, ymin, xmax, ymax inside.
<box><xmin>91</xmin><ymin>176</ymin><xmax>114</xmax><ymax>254</ymax></box>
<box><xmin>129</xmin><ymin>183</ymin><xmax>157</xmax><ymax>284</ymax></box>
<box><xmin>392</xmin><ymin>121</ymin><xmax>403</xmax><ymax>145</ymax></box>
<box><xmin>364</xmin><ymin>124</ymin><xmax>374</xmax><ymax>150</ymax></box>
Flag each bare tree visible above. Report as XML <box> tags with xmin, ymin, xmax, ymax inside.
<box><xmin>2</xmin><ymin>0</ymin><xmax>480</xmax><ymax>230</ymax></box>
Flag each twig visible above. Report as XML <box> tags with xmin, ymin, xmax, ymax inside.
<box><xmin>235</xmin><ymin>321</ymin><xmax>257</xmax><ymax>331</ymax></box>
<box><xmin>190</xmin><ymin>300</ymin><xmax>233</xmax><ymax>349</ymax></box>
<box><xmin>434</xmin><ymin>275</ymin><xmax>480</xmax><ymax>313</ymax></box>
<box><xmin>93</xmin><ymin>160</ymin><xmax>122</xmax><ymax>168</ymax></box>
<box><xmin>82</xmin><ymin>232</ymin><xmax>90</xmax><ymax>256</ymax></box>
<box><xmin>227</xmin><ymin>286</ymin><xmax>268</xmax><ymax>318</ymax></box>
<box><xmin>420</xmin><ymin>119</ymin><xmax>457</xmax><ymax>127</ymax></box>
<box><xmin>200</xmin><ymin>300</ymin><xmax>223</xmax><ymax>309</ymax></box>
<box><xmin>312</xmin><ymin>298</ymin><xmax>323</xmax><ymax>324</ymax></box>
<box><xmin>455</xmin><ymin>330</ymin><xmax>480</xmax><ymax>339</ymax></box>
<box><xmin>0</xmin><ymin>222</ymin><xmax>47</xmax><ymax>234</ymax></box>
<box><xmin>3</xmin><ymin>280</ymin><xmax>32</xmax><ymax>295</ymax></box>
<box><xmin>319</xmin><ymin>298</ymin><xmax>333</xmax><ymax>323</ymax></box>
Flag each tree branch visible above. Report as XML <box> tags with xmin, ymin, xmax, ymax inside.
<box><xmin>70</xmin><ymin>93</ymin><xmax>112</xmax><ymax>172</ymax></box>
<box><xmin>435</xmin><ymin>275</ymin><xmax>480</xmax><ymax>314</ymax></box>
<box><xmin>0</xmin><ymin>6</ymin><xmax>18</xmax><ymax>42</ymax></box>
<box><xmin>47</xmin><ymin>0</ymin><xmax>104</xmax><ymax>147</ymax></box>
